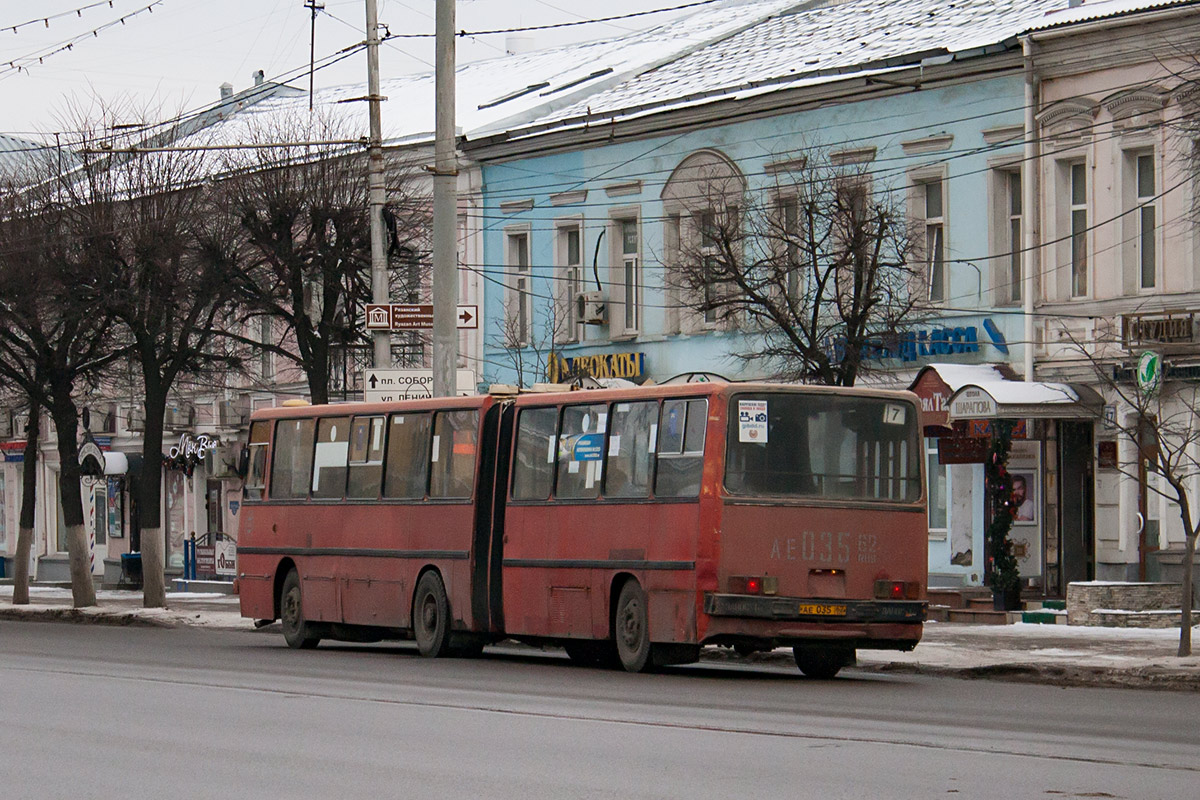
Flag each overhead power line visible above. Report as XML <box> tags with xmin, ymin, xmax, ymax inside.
<box><xmin>0</xmin><ymin>0</ymin><xmax>119</xmax><ymax>36</ymax></box>
<box><xmin>0</xmin><ymin>1</ymin><xmax>165</xmax><ymax>79</ymax></box>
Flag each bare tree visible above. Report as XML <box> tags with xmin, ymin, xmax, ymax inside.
<box><xmin>1054</xmin><ymin>325</ymin><xmax>1199</xmax><ymax>655</ymax></box>
<box><xmin>214</xmin><ymin>110</ymin><xmax>431</xmax><ymax>403</ymax></box>
<box><xmin>0</xmin><ymin>155</ymin><xmax>128</xmax><ymax>607</ymax></box>
<box><xmin>51</xmin><ymin>97</ymin><xmax>245</xmax><ymax>608</ymax></box>
<box><xmin>492</xmin><ymin>296</ymin><xmax>567</xmax><ymax>388</ymax></box>
<box><xmin>671</xmin><ymin>153</ymin><xmax>923</xmax><ymax>386</ymax></box>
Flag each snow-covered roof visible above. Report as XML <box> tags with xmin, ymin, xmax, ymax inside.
<box><xmin>918</xmin><ymin>363</ymin><xmax>1016</xmax><ymax>392</ymax></box>
<box><xmin>186</xmin><ymin>0</ymin><xmax>804</xmax><ymax>154</ymax></box>
<box><xmin>500</xmin><ymin>0</ymin><xmax>1198</xmax><ymax>140</ymax></box>
<box><xmin>948</xmin><ymin>380</ymin><xmax>1105</xmax><ymax>419</ymax></box>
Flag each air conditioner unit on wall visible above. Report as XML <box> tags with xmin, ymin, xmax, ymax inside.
<box><xmin>576</xmin><ymin>290</ymin><xmax>607</xmax><ymax>325</ymax></box>
<box><xmin>164</xmin><ymin>405</ymin><xmax>194</xmax><ymax>429</ymax></box>
<box><xmin>218</xmin><ymin>399</ymin><xmax>249</xmax><ymax>428</ymax></box>
<box><xmin>206</xmin><ymin>444</ymin><xmax>240</xmax><ymax>479</ymax></box>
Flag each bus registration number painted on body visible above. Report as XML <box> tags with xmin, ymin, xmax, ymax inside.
<box><xmin>798</xmin><ymin>603</ymin><xmax>846</xmax><ymax>616</ymax></box>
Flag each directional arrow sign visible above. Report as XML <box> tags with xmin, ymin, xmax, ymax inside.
<box><xmin>456</xmin><ymin>305</ymin><xmax>479</xmax><ymax>330</ymax></box>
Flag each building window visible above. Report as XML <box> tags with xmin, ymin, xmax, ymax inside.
<box><xmin>1135</xmin><ymin>153</ymin><xmax>1157</xmax><ymax>290</ymax></box>
<box><xmin>1069</xmin><ymin>162</ymin><xmax>1088</xmax><ymax>297</ymax></box>
<box><xmin>778</xmin><ymin>196</ymin><xmax>802</xmax><ymax>300</ymax></box>
<box><xmin>258</xmin><ymin>316</ymin><xmax>274</xmax><ymax>381</ymax></box>
<box><xmin>556</xmin><ymin>224</ymin><xmax>583</xmax><ymax>343</ymax></box>
<box><xmin>619</xmin><ymin>218</ymin><xmax>641</xmax><ymax>334</ymax></box>
<box><xmin>506</xmin><ymin>231</ymin><xmax>532</xmax><ymax>346</ymax></box>
<box><xmin>699</xmin><ymin>211</ymin><xmax>719</xmax><ymax>324</ymax></box>
<box><xmin>925</xmin><ymin>439</ymin><xmax>947</xmax><ymax>534</ymax></box>
<box><xmin>1006</xmin><ymin>171</ymin><xmax>1022</xmax><ymax>304</ymax></box>
<box><xmin>921</xmin><ymin>179</ymin><xmax>946</xmax><ymax>302</ymax></box>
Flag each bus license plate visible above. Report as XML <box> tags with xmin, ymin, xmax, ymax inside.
<box><xmin>798</xmin><ymin>603</ymin><xmax>846</xmax><ymax>616</ymax></box>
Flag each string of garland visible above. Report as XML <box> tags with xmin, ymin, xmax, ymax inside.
<box><xmin>985</xmin><ymin>418</ymin><xmax>1021</xmax><ymax>597</ymax></box>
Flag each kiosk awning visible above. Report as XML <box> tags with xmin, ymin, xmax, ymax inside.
<box><xmin>947</xmin><ymin>381</ymin><xmax>1103</xmax><ymax>420</ymax></box>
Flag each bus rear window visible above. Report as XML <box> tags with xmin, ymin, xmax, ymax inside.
<box><xmin>724</xmin><ymin>394</ymin><xmax>920</xmax><ymax>502</ymax></box>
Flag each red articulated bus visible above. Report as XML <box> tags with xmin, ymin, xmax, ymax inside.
<box><xmin>237</xmin><ymin>383</ymin><xmax>927</xmax><ymax>677</ymax></box>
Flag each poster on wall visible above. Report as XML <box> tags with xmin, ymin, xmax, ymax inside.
<box><xmin>166</xmin><ymin>470</ymin><xmax>187</xmax><ymax>568</ymax></box>
<box><xmin>1007</xmin><ymin>444</ymin><xmax>1042</xmax><ymax>578</ymax></box>
<box><xmin>106</xmin><ymin>478</ymin><xmax>123</xmax><ymax>539</ymax></box>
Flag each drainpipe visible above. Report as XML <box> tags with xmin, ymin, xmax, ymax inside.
<box><xmin>1022</xmin><ymin>35</ymin><xmax>1039</xmax><ymax>382</ymax></box>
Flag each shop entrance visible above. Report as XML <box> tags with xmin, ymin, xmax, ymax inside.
<box><xmin>1058</xmin><ymin>420</ymin><xmax>1094</xmax><ymax>589</ymax></box>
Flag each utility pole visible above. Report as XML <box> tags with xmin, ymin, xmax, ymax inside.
<box><xmin>365</xmin><ymin>0</ymin><xmax>390</xmax><ymax>370</ymax></box>
<box><xmin>431</xmin><ymin>0</ymin><xmax>458</xmax><ymax>397</ymax></box>
<box><xmin>305</xmin><ymin>0</ymin><xmax>324</xmax><ymax>112</ymax></box>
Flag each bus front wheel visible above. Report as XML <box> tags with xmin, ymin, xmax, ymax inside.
<box><xmin>413</xmin><ymin>571</ymin><xmax>452</xmax><ymax>657</ymax></box>
<box><xmin>614</xmin><ymin>581</ymin><xmax>652</xmax><ymax>673</ymax></box>
<box><xmin>279</xmin><ymin>570</ymin><xmax>320</xmax><ymax>650</ymax></box>
<box><xmin>793</xmin><ymin>646</ymin><xmax>854</xmax><ymax>679</ymax></box>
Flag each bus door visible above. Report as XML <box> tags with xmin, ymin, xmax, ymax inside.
<box><xmin>470</xmin><ymin>402</ymin><xmax>512</xmax><ymax>635</ymax></box>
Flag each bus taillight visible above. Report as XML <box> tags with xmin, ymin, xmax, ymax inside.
<box><xmin>874</xmin><ymin>580</ymin><xmax>921</xmax><ymax>600</ymax></box>
<box><xmin>729</xmin><ymin>576</ymin><xmax>763</xmax><ymax>594</ymax></box>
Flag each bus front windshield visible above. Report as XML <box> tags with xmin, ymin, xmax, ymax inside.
<box><xmin>724</xmin><ymin>393</ymin><xmax>921</xmax><ymax>503</ymax></box>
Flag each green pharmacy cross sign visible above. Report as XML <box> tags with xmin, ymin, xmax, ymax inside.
<box><xmin>1137</xmin><ymin>351</ymin><xmax>1163</xmax><ymax>395</ymax></box>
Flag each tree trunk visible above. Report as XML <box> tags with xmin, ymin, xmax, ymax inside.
<box><xmin>139</xmin><ymin>388</ymin><xmax>169</xmax><ymax>608</ymax></box>
<box><xmin>48</xmin><ymin>394</ymin><xmax>96</xmax><ymax>608</ymax></box>
<box><xmin>10</xmin><ymin>405</ymin><xmax>40</xmax><ymax>605</ymax></box>
<box><xmin>307</xmin><ymin>337</ymin><xmax>330</xmax><ymax>405</ymax></box>
<box><xmin>1180</xmin><ymin>531</ymin><xmax>1195</xmax><ymax>657</ymax></box>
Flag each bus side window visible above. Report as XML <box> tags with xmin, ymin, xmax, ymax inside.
<box><xmin>512</xmin><ymin>407</ymin><xmax>557</xmax><ymax>500</ymax></box>
<box><xmin>244</xmin><ymin>421</ymin><xmax>270</xmax><ymax>501</ymax></box>
<box><xmin>383</xmin><ymin>413</ymin><xmax>431</xmax><ymax>499</ymax></box>
<box><xmin>431</xmin><ymin>410</ymin><xmax>479</xmax><ymax>499</ymax></box>
<box><xmin>312</xmin><ymin>417</ymin><xmax>350</xmax><ymax>499</ymax></box>
<box><xmin>271</xmin><ymin>418</ymin><xmax>316</xmax><ymax>500</ymax></box>
<box><xmin>556</xmin><ymin>403</ymin><xmax>606</xmax><ymax>500</ymax></box>
<box><xmin>347</xmin><ymin>416</ymin><xmax>386</xmax><ymax>499</ymax></box>
<box><xmin>655</xmin><ymin>399</ymin><xmax>706</xmax><ymax>498</ymax></box>
<box><xmin>605</xmin><ymin>401</ymin><xmax>656</xmax><ymax>499</ymax></box>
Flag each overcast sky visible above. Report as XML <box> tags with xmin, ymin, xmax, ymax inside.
<box><xmin>0</xmin><ymin>0</ymin><xmax>685</xmax><ymax>137</ymax></box>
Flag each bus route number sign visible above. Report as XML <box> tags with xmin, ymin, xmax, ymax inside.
<box><xmin>738</xmin><ymin>400</ymin><xmax>768</xmax><ymax>443</ymax></box>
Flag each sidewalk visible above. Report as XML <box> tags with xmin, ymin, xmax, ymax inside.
<box><xmin>2</xmin><ymin>585</ymin><xmax>1198</xmax><ymax>690</ymax></box>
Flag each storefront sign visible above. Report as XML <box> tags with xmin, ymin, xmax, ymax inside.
<box><xmin>909</xmin><ymin>369</ymin><xmax>953</xmax><ymax>429</ymax></box>
<box><xmin>950</xmin><ymin>387</ymin><xmax>997</xmax><ymax>419</ymax></box>
<box><xmin>195</xmin><ymin>544</ymin><xmax>216</xmax><ymax>576</ymax></box>
<box><xmin>1</xmin><ymin>441</ymin><xmax>26</xmax><ymax>463</ymax></box>
<box><xmin>215</xmin><ymin>539</ymin><xmax>237</xmax><ymax>577</ymax></box>
<box><xmin>1122</xmin><ymin>312</ymin><xmax>1195</xmax><ymax>348</ymax></box>
<box><xmin>967</xmin><ymin>419</ymin><xmax>1028</xmax><ymax>439</ymax></box>
<box><xmin>938</xmin><ymin>435</ymin><xmax>990</xmax><ymax>464</ymax></box>
<box><xmin>168</xmin><ymin>433</ymin><xmax>217</xmax><ymax>466</ymax></box>
<box><xmin>1136</xmin><ymin>351</ymin><xmax>1163</xmax><ymax>395</ymax></box>
<box><xmin>547</xmin><ymin>351</ymin><xmax>646</xmax><ymax>383</ymax></box>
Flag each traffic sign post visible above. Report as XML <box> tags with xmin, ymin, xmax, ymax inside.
<box><xmin>361</xmin><ymin>304</ymin><xmax>478</xmax><ymax>331</ymax></box>
<box><xmin>362</xmin><ymin>368</ymin><xmax>477</xmax><ymax>402</ymax></box>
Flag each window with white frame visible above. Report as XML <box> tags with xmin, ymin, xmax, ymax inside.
<box><xmin>1134</xmin><ymin>152</ymin><xmax>1157</xmax><ymax>290</ymax></box>
<box><xmin>778</xmin><ymin>195</ymin><xmax>802</xmax><ymax>300</ymax></box>
<box><xmin>258</xmin><ymin>315</ymin><xmax>274</xmax><ymax>381</ymax></box>
<box><xmin>1069</xmin><ymin>161</ymin><xmax>1088</xmax><ymax>297</ymax></box>
<box><xmin>925</xmin><ymin>438</ymin><xmax>948</xmax><ymax>536</ymax></box>
<box><xmin>1005</xmin><ymin>170</ymin><xmax>1022</xmax><ymax>304</ymax></box>
<box><xmin>506</xmin><ymin>230</ymin><xmax>532</xmax><ymax>345</ymax></box>
<box><xmin>920</xmin><ymin>178</ymin><xmax>946</xmax><ymax>302</ymax></box>
<box><xmin>556</xmin><ymin>223</ymin><xmax>583</xmax><ymax>343</ymax></box>
<box><xmin>617</xmin><ymin>217</ymin><xmax>641</xmax><ymax>334</ymax></box>
<box><xmin>699</xmin><ymin>211</ymin><xmax>719</xmax><ymax>324</ymax></box>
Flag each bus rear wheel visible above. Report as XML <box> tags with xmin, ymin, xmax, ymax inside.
<box><xmin>614</xmin><ymin>581</ymin><xmax>652</xmax><ymax>673</ymax></box>
<box><xmin>793</xmin><ymin>646</ymin><xmax>854</xmax><ymax>679</ymax></box>
<box><xmin>413</xmin><ymin>571</ymin><xmax>452</xmax><ymax>658</ymax></box>
<box><xmin>279</xmin><ymin>569</ymin><xmax>320</xmax><ymax>650</ymax></box>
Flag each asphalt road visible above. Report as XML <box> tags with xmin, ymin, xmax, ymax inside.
<box><xmin>1</xmin><ymin>622</ymin><xmax>1197</xmax><ymax>799</ymax></box>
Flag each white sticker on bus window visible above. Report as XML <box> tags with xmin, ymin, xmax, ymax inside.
<box><xmin>372</xmin><ymin>420</ymin><xmax>383</xmax><ymax>450</ymax></box>
<box><xmin>431</xmin><ymin>435</ymin><xmax>440</xmax><ymax>462</ymax></box>
<box><xmin>546</xmin><ymin>437</ymin><xmax>555</xmax><ymax>464</ymax></box>
<box><xmin>608</xmin><ymin>434</ymin><xmax>621</xmax><ymax>456</ymax></box>
<box><xmin>585</xmin><ymin>461</ymin><xmax>596</xmax><ymax>488</ymax></box>
<box><xmin>738</xmin><ymin>400</ymin><xmax>769</xmax><ymax>443</ymax></box>
<box><xmin>649</xmin><ymin>424</ymin><xmax>658</xmax><ymax>452</ymax></box>
<box><xmin>616</xmin><ymin>403</ymin><xmax>630</xmax><ymax>413</ymax></box>
<box><xmin>597</xmin><ymin>413</ymin><xmax>607</xmax><ymax>433</ymax></box>
<box><xmin>394</xmin><ymin>416</ymin><xmax>404</xmax><ymax>424</ymax></box>
<box><xmin>568</xmin><ymin>459</ymin><xmax>580</xmax><ymax>474</ymax></box>
<box><xmin>883</xmin><ymin>403</ymin><xmax>907</xmax><ymax>426</ymax></box>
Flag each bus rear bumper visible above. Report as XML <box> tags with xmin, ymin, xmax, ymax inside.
<box><xmin>704</xmin><ymin>593</ymin><xmax>926</xmax><ymax>624</ymax></box>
